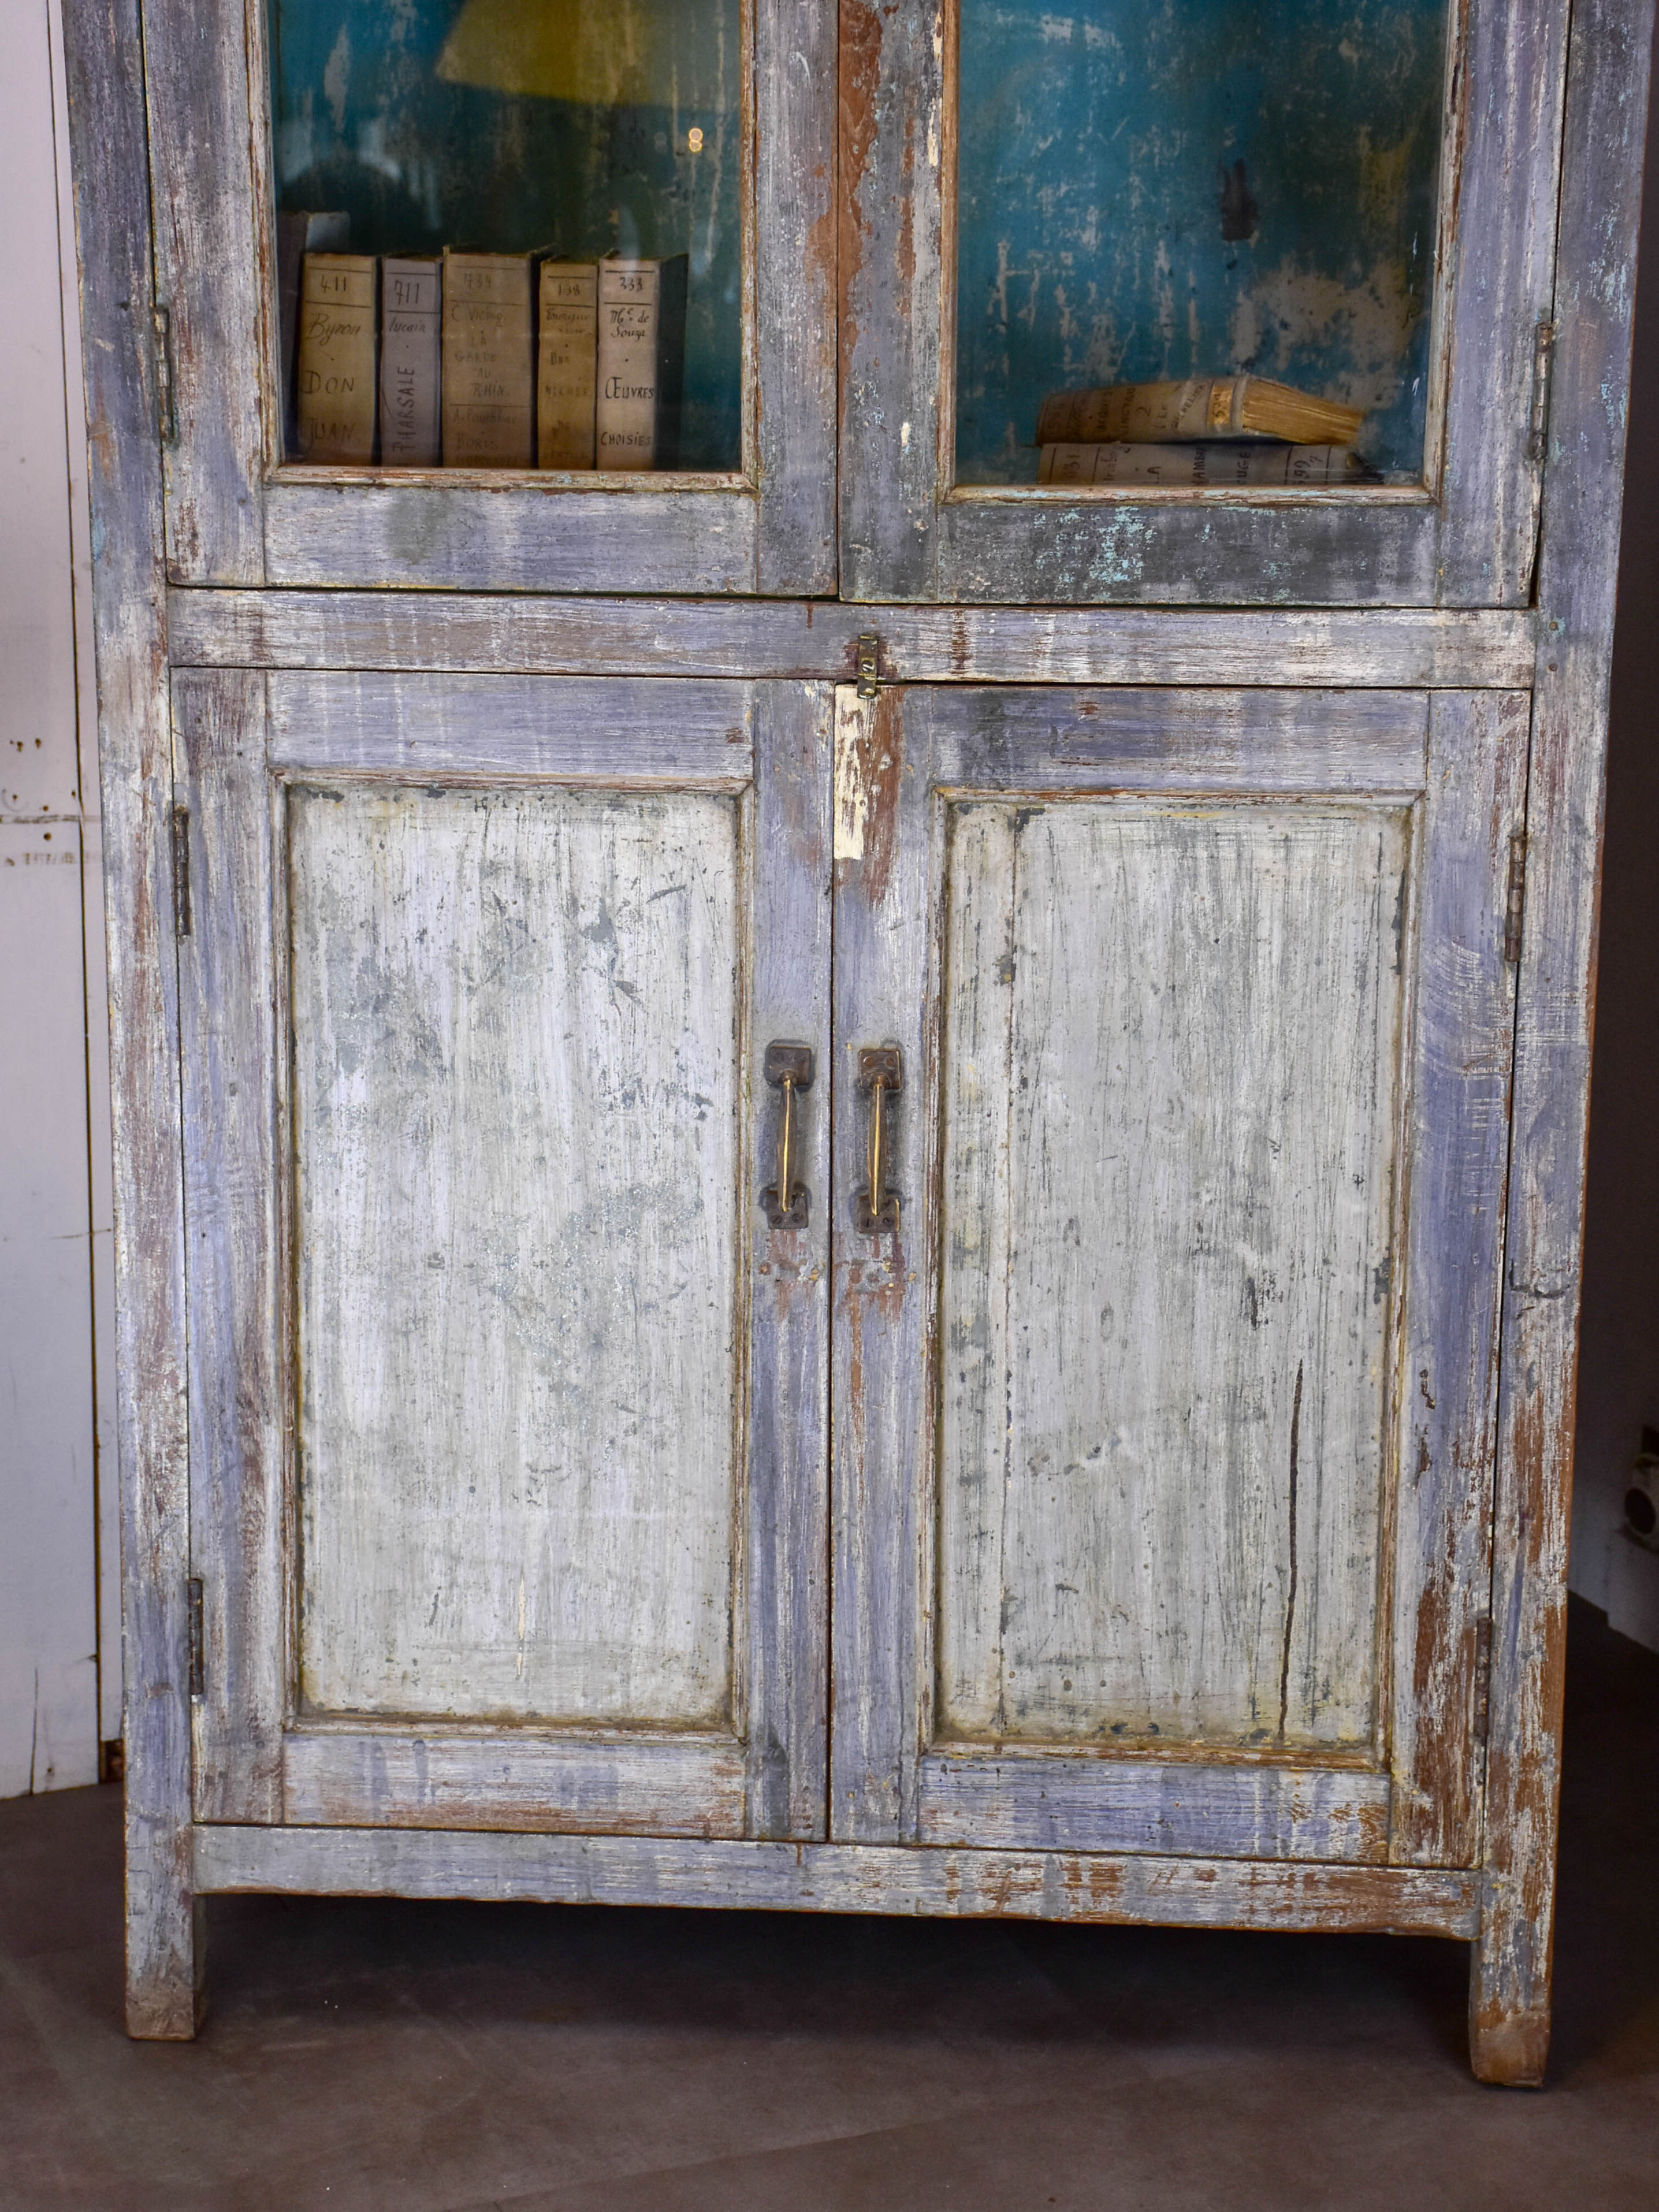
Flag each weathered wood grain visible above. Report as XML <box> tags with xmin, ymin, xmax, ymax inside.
<box><xmin>139</xmin><ymin>0</ymin><xmax>266</xmax><ymax>582</ymax></box>
<box><xmin>169</xmin><ymin>594</ymin><xmax>1539</xmax><ymax>690</ymax></box>
<box><xmin>754</xmin><ymin>0</ymin><xmax>839</xmax><ymax>591</ymax></box>
<box><xmin>841</xmin><ymin>0</ymin><xmax>1572</xmax><ymax>605</ymax></box>
<box><xmin>831</xmin><ymin>685</ymin><xmax>934</xmax><ymax>1839</ymax></box>
<box><xmin>744</xmin><ymin>686</ymin><xmax>834</xmax><ymax>1836</ymax></box>
<box><xmin>838</xmin><ymin>682</ymin><xmax>1517</xmax><ymax>1895</ymax></box>
<box><xmin>192</xmin><ymin>1824</ymin><xmax>1481</xmax><ymax>1941</ymax></box>
<box><xmin>173</xmin><ymin>670</ymin><xmax>285</xmax><ymax>1823</ymax></box>
<box><xmin>937</xmin><ymin>800</ymin><xmax>1409</xmax><ymax>1753</ymax></box>
<box><xmin>1438</xmin><ymin>0</ymin><xmax>1569</xmax><ymax>601</ymax></box>
<box><xmin>291</xmin><ymin>785</ymin><xmax>742</xmax><ymax>1729</ymax></box>
<box><xmin>917</xmin><ymin>1756</ymin><xmax>1390</xmax><ymax>1862</ymax></box>
<box><xmin>1474</xmin><ymin>0</ymin><xmax>1655</xmax><ymax>2088</ymax></box>
<box><xmin>1388</xmin><ymin>693</ymin><xmax>1530</xmax><ymax>1869</ymax></box>
<box><xmin>933</xmin><ymin>499</ymin><xmax>1450</xmax><ymax>609</ymax></box>
<box><xmin>175</xmin><ymin>673</ymin><xmax>828</xmax><ymax>1859</ymax></box>
<box><xmin>929</xmin><ymin>691</ymin><xmax>1428</xmax><ymax>792</ymax></box>
<box><xmin>839</xmin><ymin>0</ymin><xmax>945</xmax><ymax>599</ymax></box>
<box><xmin>281</xmin><ymin>1730</ymin><xmax>747</xmax><ymax>1839</ymax></box>
<box><xmin>266</xmin><ymin>674</ymin><xmax>753</xmax><ymax>782</ymax></box>
<box><xmin>64</xmin><ymin>0</ymin><xmax>200</xmax><ymax>2037</ymax></box>
<box><xmin>263</xmin><ymin>481</ymin><xmax>762</xmax><ymax>594</ymax></box>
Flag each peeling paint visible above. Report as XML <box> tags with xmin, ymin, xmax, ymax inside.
<box><xmin>955</xmin><ymin>0</ymin><xmax>1446</xmax><ymax>482</ymax></box>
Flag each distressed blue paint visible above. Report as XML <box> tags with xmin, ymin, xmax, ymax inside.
<box><xmin>956</xmin><ymin>0</ymin><xmax>1447</xmax><ymax>484</ymax></box>
<box><xmin>267</xmin><ymin>1</ymin><xmax>741</xmax><ymax>467</ymax></box>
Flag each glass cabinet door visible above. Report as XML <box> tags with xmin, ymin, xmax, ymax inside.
<box><xmin>842</xmin><ymin>0</ymin><xmax>1569</xmax><ymax>605</ymax></box>
<box><xmin>142</xmin><ymin>0</ymin><xmax>835</xmax><ymax>592</ymax></box>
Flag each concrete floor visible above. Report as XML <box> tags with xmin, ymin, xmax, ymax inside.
<box><xmin>2</xmin><ymin>1598</ymin><xmax>1656</xmax><ymax>2211</ymax></box>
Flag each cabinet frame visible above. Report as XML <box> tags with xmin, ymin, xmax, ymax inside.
<box><xmin>62</xmin><ymin>0</ymin><xmax>1655</xmax><ymax>2092</ymax></box>
<box><xmin>140</xmin><ymin>0</ymin><xmax>836</xmax><ymax>594</ymax></box>
<box><xmin>840</xmin><ymin>0</ymin><xmax>1571</xmax><ymax>607</ymax></box>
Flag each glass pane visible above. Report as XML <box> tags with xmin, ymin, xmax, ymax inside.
<box><xmin>954</xmin><ymin>1</ymin><xmax>1447</xmax><ymax>488</ymax></box>
<box><xmin>268</xmin><ymin>0</ymin><xmax>743</xmax><ymax>469</ymax></box>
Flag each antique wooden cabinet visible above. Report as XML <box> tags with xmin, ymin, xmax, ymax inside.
<box><xmin>65</xmin><ymin>0</ymin><xmax>1651</xmax><ymax>2081</ymax></box>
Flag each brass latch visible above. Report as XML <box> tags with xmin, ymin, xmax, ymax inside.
<box><xmin>761</xmin><ymin>1042</ymin><xmax>815</xmax><ymax>1228</ymax></box>
<box><xmin>853</xmin><ymin>1046</ymin><xmax>902</xmax><ymax>1232</ymax></box>
<box><xmin>856</xmin><ymin>633</ymin><xmax>881</xmax><ymax>700</ymax></box>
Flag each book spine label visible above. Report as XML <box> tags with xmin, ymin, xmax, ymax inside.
<box><xmin>295</xmin><ymin>254</ymin><xmax>378</xmax><ymax>464</ymax></box>
<box><xmin>537</xmin><ymin>265</ymin><xmax>598</xmax><ymax>470</ymax></box>
<box><xmin>379</xmin><ymin>259</ymin><xmax>442</xmax><ymax>468</ymax></box>
<box><xmin>442</xmin><ymin>254</ymin><xmax>535</xmax><ymax>467</ymax></box>
<box><xmin>1040</xmin><ymin>441</ymin><xmax>1361</xmax><ymax>486</ymax></box>
<box><xmin>597</xmin><ymin>263</ymin><xmax>663</xmax><ymax>471</ymax></box>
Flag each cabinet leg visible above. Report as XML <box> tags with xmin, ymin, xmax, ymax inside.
<box><xmin>125</xmin><ymin>1809</ymin><xmax>204</xmax><ymax>2039</ymax></box>
<box><xmin>1467</xmin><ymin>1878</ymin><xmax>1550</xmax><ymax>2087</ymax></box>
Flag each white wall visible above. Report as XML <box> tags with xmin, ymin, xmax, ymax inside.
<box><xmin>0</xmin><ymin>0</ymin><xmax>117</xmax><ymax>1795</ymax></box>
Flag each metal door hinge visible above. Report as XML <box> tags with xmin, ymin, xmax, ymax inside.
<box><xmin>172</xmin><ymin>805</ymin><xmax>192</xmax><ymax>938</ymax></box>
<box><xmin>1527</xmin><ymin>320</ymin><xmax>1556</xmax><ymax>463</ymax></box>
<box><xmin>855</xmin><ymin>632</ymin><xmax>882</xmax><ymax>699</ymax></box>
<box><xmin>152</xmin><ymin>304</ymin><xmax>178</xmax><ymax>448</ymax></box>
<box><xmin>1503</xmin><ymin>831</ymin><xmax>1527</xmax><ymax>966</ymax></box>
<box><xmin>187</xmin><ymin>1577</ymin><xmax>205</xmax><ymax>1699</ymax></box>
<box><xmin>1474</xmin><ymin>1614</ymin><xmax>1493</xmax><ymax>1744</ymax></box>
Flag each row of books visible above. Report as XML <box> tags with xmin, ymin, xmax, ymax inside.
<box><xmin>1033</xmin><ymin>375</ymin><xmax>1372</xmax><ymax>488</ymax></box>
<box><xmin>287</xmin><ymin>239</ymin><xmax>688</xmax><ymax>471</ymax></box>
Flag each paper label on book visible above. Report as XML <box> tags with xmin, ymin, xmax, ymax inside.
<box><xmin>597</xmin><ymin>262</ymin><xmax>663</xmax><ymax>471</ymax></box>
<box><xmin>442</xmin><ymin>254</ymin><xmax>534</xmax><ymax>467</ymax></box>
<box><xmin>296</xmin><ymin>254</ymin><xmax>377</xmax><ymax>464</ymax></box>
<box><xmin>380</xmin><ymin>258</ymin><xmax>441</xmax><ymax>468</ymax></box>
<box><xmin>538</xmin><ymin>263</ymin><xmax>597</xmax><ymax>470</ymax></box>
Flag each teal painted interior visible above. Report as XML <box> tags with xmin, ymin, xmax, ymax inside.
<box><xmin>267</xmin><ymin>0</ymin><xmax>742</xmax><ymax>469</ymax></box>
<box><xmin>954</xmin><ymin>0</ymin><xmax>1448</xmax><ymax>484</ymax></box>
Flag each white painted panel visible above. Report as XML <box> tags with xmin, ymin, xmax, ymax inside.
<box><xmin>939</xmin><ymin>800</ymin><xmax>1409</xmax><ymax>1752</ymax></box>
<box><xmin>0</xmin><ymin>2</ymin><xmax>82</xmax><ymax>820</ymax></box>
<box><xmin>292</xmin><ymin>786</ymin><xmax>743</xmax><ymax>1726</ymax></box>
<box><xmin>0</xmin><ymin>821</ymin><xmax>97</xmax><ymax>1792</ymax></box>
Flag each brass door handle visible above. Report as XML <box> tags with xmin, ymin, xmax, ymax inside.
<box><xmin>761</xmin><ymin>1042</ymin><xmax>814</xmax><ymax>1227</ymax></box>
<box><xmin>853</xmin><ymin>1046</ymin><xmax>902</xmax><ymax>1232</ymax></box>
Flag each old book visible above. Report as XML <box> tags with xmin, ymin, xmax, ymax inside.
<box><xmin>442</xmin><ymin>252</ymin><xmax>535</xmax><ymax>467</ymax></box>
<box><xmin>295</xmin><ymin>252</ymin><xmax>378</xmax><ymax>464</ymax></box>
<box><xmin>277</xmin><ymin>212</ymin><xmax>349</xmax><ymax>458</ymax></box>
<box><xmin>1038</xmin><ymin>441</ymin><xmax>1377</xmax><ymax>487</ymax></box>
<box><xmin>1035</xmin><ymin>376</ymin><xmax>1366</xmax><ymax>447</ymax></box>
<box><xmin>379</xmin><ymin>258</ymin><xmax>442</xmax><ymax>467</ymax></box>
<box><xmin>596</xmin><ymin>256</ymin><xmax>689</xmax><ymax>471</ymax></box>
<box><xmin>537</xmin><ymin>262</ymin><xmax>598</xmax><ymax>469</ymax></box>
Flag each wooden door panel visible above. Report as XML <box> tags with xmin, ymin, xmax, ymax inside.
<box><xmin>290</xmin><ymin>783</ymin><xmax>742</xmax><ymax>1728</ymax></box>
<box><xmin>832</xmin><ymin>684</ymin><xmax>1523</xmax><ymax>1868</ymax></box>
<box><xmin>916</xmin><ymin>1754</ymin><xmax>1390</xmax><ymax>1862</ymax></box>
<box><xmin>938</xmin><ymin>799</ymin><xmax>1409</xmax><ymax>1754</ymax></box>
<box><xmin>280</xmin><ymin>1728</ymin><xmax>746</xmax><ymax>1838</ymax></box>
<box><xmin>177</xmin><ymin>671</ymin><xmax>831</xmax><ymax>1839</ymax></box>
